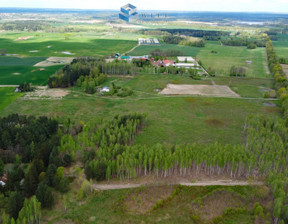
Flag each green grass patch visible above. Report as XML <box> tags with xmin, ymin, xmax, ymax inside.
<box><xmin>197</xmin><ymin>41</ymin><xmax>269</xmax><ymax>78</ymax></box>
<box><xmin>0</xmin><ymin>88</ymin><xmax>22</xmax><ymax>111</ymax></box>
<box><xmin>0</xmin><ymin>89</ymin><xmax>280</xmax><ymax>145</ymax></box>
<box><xmin>0</xmin><ymin>37</ymin><xmax>137</xmax><ymax>57</ymax></box>
<box><xmin>212</xmin><ymin>76</ymin><xmax>274</xmax><ymax>98</ymax></box>
<box><xmin>274</xmin><ymin>34</ymin><xmax>288</xmax><ymax>58</ymax></box>
<box><xmin>0</xmin><ymin>65</ymin><xmax>62</xmax><ymax>85</ymax></box>
<box><xmin>42</xmin><ymin>185</ymin><xmax>272</xmax><ymax>224</ymax></box>
<box><xmin>0</xmin><ymin>56</ymin><xmax>47</xmax><ymax>66</ymax></box>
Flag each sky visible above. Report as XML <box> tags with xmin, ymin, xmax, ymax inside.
<box><xmin>0</xmin><ymin>0</ymin><xmax>287</xmax><ymax>13</ymax></box>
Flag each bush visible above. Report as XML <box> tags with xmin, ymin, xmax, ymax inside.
<box><xmin>264</xmin><ymin>90</ymin><xmax>277</xmax><ymax>98</ymax></box>
<box><xmin>230</xmin><ymin>66</ymin><xmax>246</xmax><ymax>77</ymax></box>
<box><xmin>36</xmin><ymin>183</ymin><xmax>54</xmax><ymax>208</ymax></box>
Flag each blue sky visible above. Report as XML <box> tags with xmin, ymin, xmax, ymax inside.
<box><xmin>0</xmin><ymin>0</ymin><xmax>287</xmax><ymax>13</ymax></box>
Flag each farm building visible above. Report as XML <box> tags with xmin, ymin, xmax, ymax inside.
<box><xmin>138</xmin><ymin>38</ymin><xmax>160</xmax><ymax>45</ymax></box>
<box><xmin>100</xmin><ymin>87</ymin><xmax>110</xmax><ymax>93</ymax></box>
<box><xmin>175</xmin><ymin>63</ymin><xmax>200</xmax><ymax>68</ymax></box>
<box><xmin>119</xmin><ymin>4</ymin><xmax>138</xmax><ymax>23</ymax></box>
<box><xmin>177</xmin><ymin>56</ymin><xmax>196</xmax><ymax>63</ymax></box>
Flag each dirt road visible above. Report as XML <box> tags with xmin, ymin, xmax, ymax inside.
<box><xmin>94</xmin><ymin>180</ymin><xmax>263</xmax><ymax>191</ymax></box>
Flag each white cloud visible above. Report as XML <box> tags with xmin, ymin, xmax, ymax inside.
<box><xmin>0</xmin><ymin>0</ymin><xmax>287</xmax><ymax>12</ymax></box>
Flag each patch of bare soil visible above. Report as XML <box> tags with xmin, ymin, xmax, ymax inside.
<box><xmin>159</xmin><ymin>84</ymin><xmax>240</xmax><ymax>97</ymax></box>
<box><xmin>22</xmin><ymin>87</ymin><xmax>69</xmax><ymax>100</ymax></box>
<box><xmin>124</xmin><ymin>186</ymin><xmax>175</xmax><ymax>214</ymax></box>
<box><xmin>191</xmin><ymin>190</ymin><xmax>244</xmax><ymax>221</ymax></box>
<box><xmin>34</xmin><ymin>57</ymin><xmax>74</xmax><ymax>67</ymax></box>
<box><xmin>205</xmin><ymin>118</ymin><xmax>225</xmax><ymax>127</ymax></box>
<box><xmin>12</xmin><ymin>73</ymin><xmax>21</xmax><ymax>75</ymax></box>
<box><xmin>15</xmin><ymin>36</ymin><xmax>33</xmax><ymax>41</ymax></box>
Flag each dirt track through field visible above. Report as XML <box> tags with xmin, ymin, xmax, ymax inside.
<box><xmin>94</xmin><ymin>180</ymin><xmax>263</xmax><ymax>191</ymax></box>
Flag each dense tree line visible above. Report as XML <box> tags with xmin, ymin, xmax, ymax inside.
<box><xmin>160</xmin><ymin>29</ymin><xmax>228</xmax><ymax>40</ymax></box>
<box><xmin>221</xmin><ymin>36</ymin><xmax>266</xmax><ymax>48</ymax></box>
<box><xmin>0</xmin><ymin>21</ymin><xmax>52</xmax><ymax>31</ymax></box>
<box><xmin>150</xmin><ymin>49</ymin><xmax>185</xmax><ymax>57</ymax></box>
<box><xmin>162</xmin><ymin>35</ymin><xmax>185</xmax><ymax>44</ymax></box>
<box><xmin>48</xmin><ymin>57</ymin><xmax>137</xmax><ymax>88</ymax></box>
<box><xmin>265</xmin><ymin>39</ymin><xmax>288</xmax><ymax>120</ymax></box>
<box><xmin>163</xmin><ymin>35</ymin><xmax>206</xmax><ymax>47</ymax></box>
<box><xmin>279</xmin><ymin>57</ymin><xmax>288</xmax><ymax>64</ymax></box>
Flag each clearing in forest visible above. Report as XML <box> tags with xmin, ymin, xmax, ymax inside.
<box><xmin>159</xmin><ymin>84</ymin><xmax>240</xmax><ymax>97</ymax></box>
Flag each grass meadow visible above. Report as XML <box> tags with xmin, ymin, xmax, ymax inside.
<box><xmin>197</xmin><ymin>41</ymin><xmax>269</xmax><ymax>78</ymax></box>
<box><xmin>274</xmin><ymin>34</ymin><xmax>288</xmax><ymax>58</ymax></box>
<box><xmin>0</xmin><ymin>88</ymin><xmax>22</xmax><ymax>111</ymax></box>
<box><xmin>42</xmin><ymin>185</ymin><xmax>272</xmax><ymax>224</ymax></box>
<box><xmin>0</xmin><ymin>86</ymin><xmax>279</xmax><ymax>145</ymax></box>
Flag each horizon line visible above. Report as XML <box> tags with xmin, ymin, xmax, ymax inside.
<box><xmin>0</xmin><ymin>6</ymin><xmax>287</xmax><ymax>14</ymax></box>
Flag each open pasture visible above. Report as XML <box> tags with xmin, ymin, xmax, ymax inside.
<box><xmin>0</xmin><ymin>86</ymin><xmax>280</xmax><ymax>145</ymax></box>
<box><xmin>274</xmin><ymin>34</ymin><xmax>288</xmax><ymax>58</ymax></box>
<box><xmin>197</xmin><ymin>41</ymin><xmax>269</xmax><ymax>78</ymax></box>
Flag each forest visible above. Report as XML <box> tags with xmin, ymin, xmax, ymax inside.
<box><xmin>48</xmin><ymin>57</ymin><xmax>137</xmax><ymax>88</ymax></box>
<box><xmin>160</xmin><ymin>29</ymin><xmax>229</xmax><ymax>40</ymax></box>
<box><xmin>0</xmin><ymin>114</ymin><xmax>74</xmax><ymax>223</ymax></box>
<box><xmin>0</xmin><ymin>114</ymin><xmax>58</xmax><ymax>163</ymax></box>
<box><xmin>163</xmin><ymin>35</ymin><xmax>206</xmax><ymax>47</ymax></box>
<box><xmin>58</xmin><ymin>113</ymin><xmax>288</xmax><ymax>223</ymax></box>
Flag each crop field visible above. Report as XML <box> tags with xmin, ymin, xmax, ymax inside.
<box><xmin>0</xmin><ymin>65</ymin><xmax>62</xmax><ymax>85</ymax></box>
<box><xmin>274</xmin><ymin>34</ymin><xmax>288</xmax><ymax>58</ymax></box>
<box><xmin>0</xmin><ymin>35</ymin><xmax>137</xmax><ymax>57</ymax></box>
<box><xmin>197</xmin><ymin>41</ymin><xmax>269</xmax><ymax>78</ymax></box>
<box><xmin>43</xmin><ymin>185</ymin><xmax>272</xmax><ymax>224</ymax></box>
<box><xmin>0</xmin><ymin>87</ymin><xmax>22</xmax><ymax>111</ymax></box>
<box><xmin>0</xmin><ymin>56</ymin><xmax>47</xmax><ymax>66</ymax></box>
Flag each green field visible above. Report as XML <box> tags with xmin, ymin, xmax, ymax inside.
<box><xmin>128</xmin><ymin>44</ymin><xmax>201</xmax><ymax>57</ymax></box>
<box><xmin>197</xmin><ymin>41</ymin><xmax>269</xmax><ymax>78</ymax></box>
<box><xmin>102</xmin><ymin>74</ymin><xmax>274</xmax><ymax>98</ymax></box>
<box><xmin>0</xmin><ymin>65</ymin><xmax>62</xmax><ymax>85</ymax></box>
<box><xmin>274</xmin><ymin>34</ymin><xmax>288</xmax><ymax>58</ymax></box>
<box><xmin>0</xmin><ymin>37</ymin><xmax>137</xmax><ymax>57</ymax></box>
<box><xmin>0</xmin><ymin>88</ymin><xmax>22</xmax><ymax>111</ymax></box>
<box><xmin>43</xmin><ymin>185</ymin><xmax>272</xmax><ymax>224</ymax></box>
<box><xmin>0</xmin><ymin>56</ymin><xmax>47</xmax><ymax>66</ymax></box>
<box><xmin>0</xmin><ymin>86</ymin><xmax>279</xmax><ymax>146</ymax></box>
